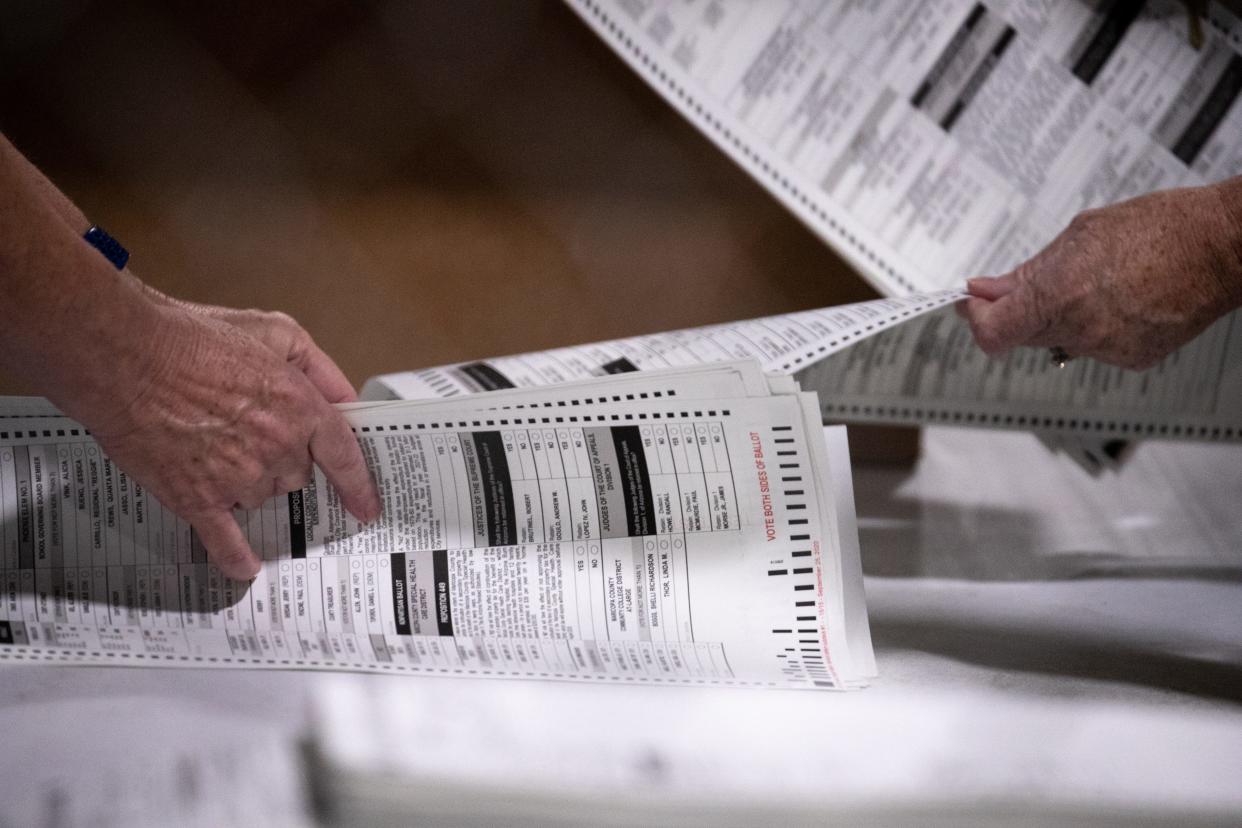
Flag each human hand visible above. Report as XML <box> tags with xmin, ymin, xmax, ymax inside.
<box><xmin>168</xmin><ymin>299</ymin><xmax>361</xmax><ymax>405</ymax></box>
<box><xmin>0</xmin><ymin>134</ymin><xmax>380</xmax><ymax>580</ymax></box>
<box><xmin>961</xmin><ymin>182</ymin><xmax>1242</xmax><ymax>370</ymax></box>
<box><xmin>87</xmin><ymin>299</ymin><xmax>381</xmax><ymax>580</ymax></box>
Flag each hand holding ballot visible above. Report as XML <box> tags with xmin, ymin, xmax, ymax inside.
<box><xmin>88</xmin><ymin>300</ymin><xmax>382</xmax><ymax>580</ymax></box>
<box><xmin>0</xmin><ymin>134</ymin><xmax>380</xmax><ymax>580</ymax></box>
<box><xmin>963</xmin><ymin>178</ymin><xmax>1242</xmax><ymax>370</ymax></box>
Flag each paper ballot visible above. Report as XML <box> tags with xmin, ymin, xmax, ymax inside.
<box><xmin>0</xmin><ymin>363</ymin><xmax>874</xmax><ymax>690</ymax></box>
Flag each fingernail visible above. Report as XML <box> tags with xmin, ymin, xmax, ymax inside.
<box><xmin>229</xmin><ymin>562</ymin><xmax>261</xmax><ymax>581</ymax></box>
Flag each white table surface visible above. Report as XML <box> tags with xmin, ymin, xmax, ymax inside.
<box><xmin>1</xmin><ymin>427</ymin><xmax>1239</xmax><ymax>825</ymax></box>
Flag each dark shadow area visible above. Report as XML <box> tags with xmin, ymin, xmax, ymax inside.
<box><xmin>872</xmin><ymin>615</ymin><xmax>1242</xmax><ymax>705</ymax></box>
<box><xmin>851</xmin><ymin>457</ymin><xmax>1242</xmax><ymax>583</ymax></box>
<box><xmin>853</xmin><ymin>464</ymin><xmax>1048</xmax><ymax>580</ymax></box>
<box><xmin>2</xmin><ymin>556</ymin><xmax>255</xmax><ymax>630</ymax></box>
<box><xmin>0</xmin><ymin>0</ymin><xmax>877</xmax><ymax>395</ymax></box>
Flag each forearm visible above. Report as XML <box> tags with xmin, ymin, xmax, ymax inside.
<box><xmin>2</xmin><ymin>134</ymin><xmax>173</xmax><ymax>301</ymax></box>
<box><xmin>0</xmin><ymin>135</ymin><xmax>167</xmax><ymax>430</ymax></box>
<box><xmin>3</xmin><ymin>138</ymin><xmax>91</xmax><ymax>235</ymax></box>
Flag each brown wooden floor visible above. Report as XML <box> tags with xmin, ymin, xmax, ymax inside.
<box><xmin>0</xmin><ymin>1</ymin><xmax>875</xmax><ymax>395</ymax></box>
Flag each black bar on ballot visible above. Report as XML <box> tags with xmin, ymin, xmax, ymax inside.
<box><xmin>471</xmin><ymin>432</ymin><xmax>517</xmax><ymax>546</ymax></box>
<box><xmin>1070</xmin><ymin>0</ymin><xmax>1142</xmax><ymax>85</ymax></box>
<box><xmin>288</xmin><ymin>490</ymin><xmax>307</xmax><ymax>558</ymax></box>
<box><xmin>1173</xmin><ymin>54</ymin><xmax>1242</xmax><ymax>165</ymax></box>
<box><xmin>601</xmin><ymin>357</ymin><xmax>640</xmax><ymax>374</ymax></box>
<box><xmin>390</xmin><ymin>553</ymin><xmax>411</xmax><ymax>635</ymax></box>
<box><xmin>610</xmin><ymin>426</ymin><xmax>656</xmax><ymax>536</ymax></box>
<box><xmin>433</xmin><ymin>549</ymin><xmax>454</xmax><ymax>637</ymax></box>
<box><xmin>457</xmin><ymin>362</ymin><xmax>516</xmax><ymax>391</ymax></box>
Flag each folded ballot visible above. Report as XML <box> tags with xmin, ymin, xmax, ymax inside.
<box><xmin>0</xmin><ymin>361</ymin><xmax>874</xmax><ymax>690</ymax></box>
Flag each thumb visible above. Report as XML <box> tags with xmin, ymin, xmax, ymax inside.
<box><xmin>966</xmin><ymin>273</ymin><xmax>1019</xmax><ymax>301</ymax></box>
<box><xmin>193</xmin><ymin>509</ymin><xmax>262</xmax><ymax>580</ymax></box>
<box><xmin>963</xmin><ymin>291</ymin><xmax>1051</xmax><ymax>354</ymax></box>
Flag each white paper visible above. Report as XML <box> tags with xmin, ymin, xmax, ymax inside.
<box><xmin>308</xmin><ymin>673</ymin><xmax>1242</xmax><ymax>824</ymax></box>
<box><xmin>0</xmin><ymin>367</ymin><xmax>874</xmax><ymax>690</ymax></box>
<box><xmin>368</xmin><ymin>289</ymin><xmax>1242</xmax><ymax>443</ymax></box>
<box><xmin>564</xmin><ymin>0</ymin><xmax>1242</xmax><ymax>295</ymax></box>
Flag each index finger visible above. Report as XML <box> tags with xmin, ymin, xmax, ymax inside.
<box><xmin>297</xmin><ymin>339</ymin><xmax>359</xmax><ymax>404</ymax></box>
<box><xmin>309</xmin><ymin>405</ymin><xmax>382</xmax><ymax>523</ymax></box>
<box><xmin>193</xmin><ymin>509</ymin><xmax>262</xmax><ymax>580</ymax></box>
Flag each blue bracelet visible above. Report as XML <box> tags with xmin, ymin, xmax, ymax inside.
<box><xmin>83</xmin><ymin>225</ymin><xmax>130</xmax><ymax>270</ymax></box>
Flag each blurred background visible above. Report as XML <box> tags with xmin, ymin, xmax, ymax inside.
<box><xmin>0</xmin><ymin>0</ymin><xmax>874</xmax><ymax>396</ymax></box>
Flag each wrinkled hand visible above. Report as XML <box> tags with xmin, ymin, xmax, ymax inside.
<box><xmin>962</xmin><ymin>183</ymin><xmax>1242</xmax><ymax>370</ymax></box>
<box><xmin>91</xmin><ymin>301</ymin><xmax>381</xmax><ymax>580</ymax></box>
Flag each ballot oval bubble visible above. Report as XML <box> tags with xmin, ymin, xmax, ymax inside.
<box><xmin>379</xmin><ymin>558</ymin><xmax>388</xmax><ymax>568</ymax></box>
<box><xmin>309</xmin><ymin>562</ymin><xmax>319</xmax><ymax>571</ymax></box>
<box><xmin>659</xmin><ymin>539</ymin><xmax>669</xmax><ymax>550</ymax></box>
